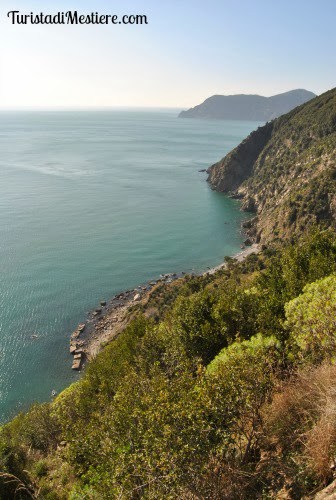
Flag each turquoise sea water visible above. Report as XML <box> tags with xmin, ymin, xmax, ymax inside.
<box><xmin>0</xmin><ymin>109</ymin><xmax>260</xmax><ymax>422</ymax></box>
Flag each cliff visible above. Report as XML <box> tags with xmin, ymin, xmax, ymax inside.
<box><xmin>207</xmin><ymin>88</ymin><xmax>336</xmax><ymax>243</ymax></box>
<box><xmin>207</xmin><ymin>122</ymin><xmax>274</xmax><ymax>193</ymax></box>
<box><xmin>179</xmin><ymin>89</ymin><xmax>316</xmax><ymax>121</ymax></box>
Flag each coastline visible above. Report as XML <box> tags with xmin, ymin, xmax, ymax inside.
<box><xmin>69</xmin><ymin>243</ymin><xmax>260</xmax><ymax>369</ymax></box>
<box><xmin>205</xmin><ymin>243</ymin><xmax>259</xmax><ymax>274</ymax></box>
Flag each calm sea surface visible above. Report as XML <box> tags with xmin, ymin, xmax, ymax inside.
<box><xmin>0</xmin><ymin>109</ymin><xmax>261</xmax><ymax>421</ymax></box>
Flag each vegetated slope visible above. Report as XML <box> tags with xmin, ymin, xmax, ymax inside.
<box><xmin>207</xmin><ymin>88</ymin><xmax>336</xmax><ymax>243</ymax></box>
<box><xmin>179</xmin><ymin>89</ymin><xmax>316</xmax><ymax>120</ymax></box>
<box><xmin>2</xmin><ymin>231</ymin><xmax>336</xmax><ymax>499</ymax></box>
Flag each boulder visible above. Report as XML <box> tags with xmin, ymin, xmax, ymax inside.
<box><xmin>70</xmin><ymin>344</ymin><xmax>77</xmax><ymax>355</ymax></box>
<box><xmin>71</xmin><ymin>359</ymin><xmax>81</xmax><ymax>370</ymax></box>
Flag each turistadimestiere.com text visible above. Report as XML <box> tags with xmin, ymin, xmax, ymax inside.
<box><xmin>7</xmin><ymin>11</ymin><xmax>149</xmax><ymax>26</ymax></box>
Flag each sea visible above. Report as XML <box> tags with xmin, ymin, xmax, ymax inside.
<box><xmin>0</xmin><ymin>109</ymin><xmax>261</xmax><ymax>422</ymax></box>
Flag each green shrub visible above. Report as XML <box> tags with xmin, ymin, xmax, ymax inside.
<box><xmin>170</xmin><ymin>289</ymin><xmax>223</xmax><ymax>363</ymax></box>
<box><xmin>206</xmin><ymin>334</ymin><xmax>282</xmax><ymax>463</ymax></box>
<box><xmin>33</xmin><ymin>459</ymin><xmax>48</xmax><ymax>478</ymax></box>
<box><xmin>6</xmin><ymin>403</ymin><xmax>60</xmax><ymax>452</ymax></box>
<box><xmin>285</xmin><ymin>274</ymin><xmax>336</xmax><ymax>364</ymax></box>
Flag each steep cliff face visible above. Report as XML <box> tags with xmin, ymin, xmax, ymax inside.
<box><xmin>207</xmin><ymin>88</ymin><xmax>336</xmax><ymax>243</ymax></box>
<box><xmin>207</xmin><ymin>122</ymin><xmax>274</xmax><ymax>192</ymax></box>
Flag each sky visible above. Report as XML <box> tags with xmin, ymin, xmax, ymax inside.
<box><xmin>0</xmin><ymin>0</ymin><xmax>335</xmax><ymax>109</ymax></box>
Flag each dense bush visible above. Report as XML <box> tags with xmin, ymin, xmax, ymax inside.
<box><xmin>285</xmin><ymin>274</ymin><xmax>336</xmax><ymax>364</ymax></box>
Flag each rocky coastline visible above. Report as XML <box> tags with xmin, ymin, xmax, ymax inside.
<box><xmin>69</xmin><ymin>244</ymin><xmax>259</xmax><ymax>371</ymax></box>
<box><xmin>69</xmin><ymin>272</ymin><xmax>183</xmax><ymax>370</ymax></box>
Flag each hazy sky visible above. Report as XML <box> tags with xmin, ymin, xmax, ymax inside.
<box><xmin>1</xmin><ymin>0</ymin><xmax>335</xmax><ymax>109</ymax></box>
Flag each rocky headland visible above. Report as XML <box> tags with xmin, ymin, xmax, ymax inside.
<box><xmin>207</xmin><ymin>88</ymin><xmax>336</xmax><ymax>244</ymax></box>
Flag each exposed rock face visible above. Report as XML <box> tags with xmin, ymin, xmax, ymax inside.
<box><xmin>207</xmin><ymin>88</ymin><xmax>336</xmax><ymax>243</ymax></box>
<box><xmin>207</xmin><ymin>122</ymin><xmax>274</xmax><ymax>192</ymax></box>
<box><xmin>179</xmin><ymin>89</ymin><xmax>316</xmax><ymax>121</ymax></box>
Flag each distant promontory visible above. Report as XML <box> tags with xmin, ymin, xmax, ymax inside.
<box><xmin>179</xmin><ymin>89</ymin><xmax>316</xmax><ymax>121</ymax></box>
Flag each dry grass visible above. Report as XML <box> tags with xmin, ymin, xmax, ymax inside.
<box><xmin>264</xmin><ymin>363</ymin><xmax>336</xmax><ymax>487</ymax></box>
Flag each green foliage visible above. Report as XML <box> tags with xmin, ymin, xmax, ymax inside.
<box><xmin>206</xmin><ymin>334</ymin><xmax>282</xmax><ymax>463</ymax></box>
<box><xmin>256</xmin><ymin>229</ymin><xmax>336</xmax><ymax>338</ymax></box>
<box><xmin>85</xmin><ymin>314</ymin><xmax>151</xmax><ymax>397</ymax></box>
<box><xmin>212</xmin><ymin>283</ymin><xmax>262</xmax><ymax>342</ymax></box>
<box><xmin>79</xmin><ymin>368</ymin><xmax>215</xmax><ymax>498</ymax></box>
<box><xmin>207</xmin><ymin>333</ymin><xmax>281</xmax><ymax>376</ymax></box>
<box><xmin>285</xmin><ymin>274</ymin><xmax>336</xmax><ymax>364</ymax></box>
<box><xmin>0</xmin><ymin>427</ymin><xmax>27</xmax><ymax>480</ymax></box>
<box><xmin>33</xmin><ymin>459</ymin><xmax>48</xmax><ymax>478</ymax></box>
<box><xmin>4</xmin><ymin>403</ymin><xmax>60</xmax><ymax>452</ymax></box>
<box><xmin>52</xmin><ymin>315</ymin><xmax>152</xmax><ymax>438</ymax></box>
<box><xmin>1</xmin><ymin>228</ymin><xmax>336</xmax><ymax>498</ymax></box>
<box><xmin>170</xmin><ymin>289</ymin><xmax>223</xmax><ymax>363</ymax></box>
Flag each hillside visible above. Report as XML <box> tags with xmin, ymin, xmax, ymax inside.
<box><xmin>179</xmin><ymin>89</ymin><xmax>316</xmax><ymax>121</ymax></box>
<box><xmin>207</xmin><ymin>88</ymin><xmax>336</xmax><ymax>243</ymax></box>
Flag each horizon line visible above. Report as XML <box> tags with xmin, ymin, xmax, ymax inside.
<box><xmin>0</xmin><ymin>88</ymin><xmax>325</xmax><ymax>112</ymax></box>
<box><xmin>0</xmin><ymin>105</ymin><xmax>185</xmax><ymax>112</ymax></box>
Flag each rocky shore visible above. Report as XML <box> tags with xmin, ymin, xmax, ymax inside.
<box><xmin>69</xmin><ymin>272</ymin><xmax>183</xmax><ymax>369</ymax></box>
<box><xmin>69</xmin><ymin>244</ymin><xmax>260</xmax><ymax>371</ymax></box>
<box><xmin>205</xmin><ymin>243</ymin><xmax>259</xmax><ymax>274</ymax></box>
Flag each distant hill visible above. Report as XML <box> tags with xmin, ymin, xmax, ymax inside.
<box><xmin>179</xmin><ymin>89</ymin><xmax>316</xmax><ymax>121</ymax></box>
<box><xmin>207</xmin><ymin>87</ymin><xmax>336</xmax><ymax>242</ymax></box>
